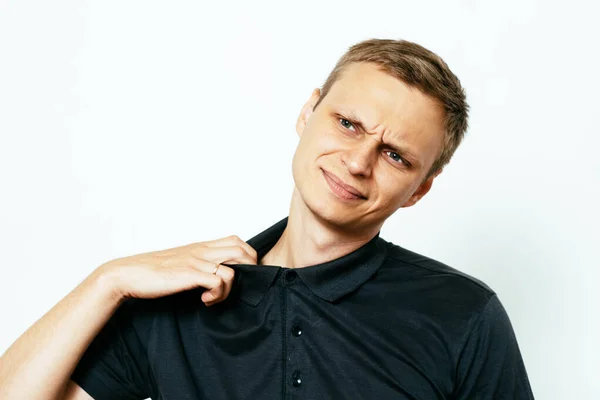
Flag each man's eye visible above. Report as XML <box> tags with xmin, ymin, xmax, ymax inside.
<box><xmin>386</xmin><ymin>151</ymin><xmax>406</xmax><ymax>165</ymax></box>
<box><xmin>339</xmin><ymin>118</ymin><xmax>355</xmax><ymax>131</ymax></box>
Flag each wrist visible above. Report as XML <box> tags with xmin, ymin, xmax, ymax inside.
<box><xmin>90</xmin><ymin>262</ymin><xmax>127</xmax><ymax>306</ymax></box>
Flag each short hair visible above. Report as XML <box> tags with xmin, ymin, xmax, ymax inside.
<box><xmin>313</xmin><ymin>38</ymin><xmax>469</xmax><ymax>181</ymax></box>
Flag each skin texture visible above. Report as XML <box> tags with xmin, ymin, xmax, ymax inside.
<box><xmin>260</xmin><ymin>61</ymin><xmax>446</xmax><ymax>270</ymax></box>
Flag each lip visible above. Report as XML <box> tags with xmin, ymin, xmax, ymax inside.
<box><xmin>321</xmin><ymin>169</ymin><xmax>366</xmax><ymax>199</ymax></box>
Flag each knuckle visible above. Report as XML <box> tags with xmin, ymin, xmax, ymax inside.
<box><xmin>223</xmin><ymin>268</ymin><xmax>235</xmax><ymax>281</ymax></box>
<box><xmin>212</xmin><ymin>281</ymin><xmax>224</xmax><ymax>296</ymax></box>
<box><xmin>232</xmin><ymin>235</ymin><xmax>243</xmax><ymax>243</ymax></box>
<box><xmin>233</xmin><ymin>246</ymin><xmax>245</xmax><ymax>258</ymax></box>
<box><xmin>249</xmin><ymin>248</ymin><xmax>258</xmax><ymax>259</ymax></box>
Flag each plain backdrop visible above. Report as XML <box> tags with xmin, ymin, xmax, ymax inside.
<box><xmin>1</xmin><ymin>1</ymin><xmax>598</xmax><ymax>399</ymax></box>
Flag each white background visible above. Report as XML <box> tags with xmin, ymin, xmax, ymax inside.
<box><xmin>1</xmin><ymin>1</ymin><xmax>598</xmax><ymax>399</ymax></box>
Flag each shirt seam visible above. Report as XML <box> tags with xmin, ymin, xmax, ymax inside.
<box><xmin>451</xmin><ymin>293</ymin><xmax>498</xmax><ymax>395</ymax></box>
<box><xmin>144</xmin><ymin>300</ymin><xmax>161</xmax><ymax>398</ymax></box>
<box><xmin>387</xmin><ymin>253</ymin><xmax>495</xmax><ymax>295</ymax></box>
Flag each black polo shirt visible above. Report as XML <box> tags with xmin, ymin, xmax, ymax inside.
<box><xmin>71</xmin><ymin>216</ymin><xmax>534</xmax><ymax>399</ymax></box>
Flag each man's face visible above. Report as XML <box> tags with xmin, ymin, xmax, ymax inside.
<box><xmin>291</xmin><ymin>61</ymin><xmax>446</xmax><ymax>232</ymax></box>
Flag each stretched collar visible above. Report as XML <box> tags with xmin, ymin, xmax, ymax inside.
<box><xmin>225</xmin><ymin>216</ymin><xmax>388</xmax><ymax>306</ymax></box>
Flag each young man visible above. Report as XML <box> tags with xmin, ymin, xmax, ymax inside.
<box><xmin>0</xmin><ymin>39</ymin><xmax>534</xmax><ymax>399</ymax></box>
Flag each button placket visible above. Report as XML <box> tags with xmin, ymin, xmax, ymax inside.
<box><xmin>282</xmin><ymin>269</ymin><xmax>306</xmax><ymax>392</ymax></box>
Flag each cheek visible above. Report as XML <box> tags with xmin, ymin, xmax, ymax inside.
<box><xmin>320</xmin><ymin>135</ymin><xmax>343</xmax><ymax>153</ymax></box>
<box><xmin>313</xmin><ymin>128</ymin><xmax>346</xmax><ymax>158</ymax></box>
<box><xmin>299</xmin><ymin>128</ymin><xmax>339</xmax><ymax>160</ymax></box>
<box><xmin>293</xmin><ymin>134</ymin><xmax>313</xmax><ymax>168</ymax></box>
<box><xmin>292</xmin><ymin>133</ymin><xmax>318</xmax><ymax>182</ymax></box>
<box><xmin>376</xmin><ymin>176</ymin><xmax>412</xmax><ymax>208</ymax></box>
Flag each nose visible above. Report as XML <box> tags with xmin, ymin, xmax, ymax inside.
<box><xmin>341</xmin><ymin>139</ymin><xmax>378</xmax><ymax>178</ymax></box>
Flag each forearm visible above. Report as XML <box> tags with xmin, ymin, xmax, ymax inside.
<box><xmin>0</xmin><ymin>265</ymin><xmax>124</xmax><ymax>399</ymax></box>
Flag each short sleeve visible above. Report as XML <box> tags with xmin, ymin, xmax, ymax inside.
<box><xmin>453</xmin><ymin>294</ymin><xmax>535</xmax><ymax>399</ymax></box>
<box><xmin>70</xmin><ymin>299</ymin><xmax>153</xmax><ymax>400</ymax></box>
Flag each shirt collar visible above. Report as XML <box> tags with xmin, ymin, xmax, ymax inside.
<box><xmin>224</xmin><ymin>216</ymin><xmax>388</xmax><ymax>306</ymax></box>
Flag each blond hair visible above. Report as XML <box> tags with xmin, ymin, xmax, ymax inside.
<box><xmin>314</xmin><ymin>39</ymin><xmax>469</xmax><ymax>180</ymax></box>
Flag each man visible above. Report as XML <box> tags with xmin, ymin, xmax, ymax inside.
<box><xmin>0</xmin><ymin>39</ymin><xmax>534</xmax><ymax>399</ymax></box>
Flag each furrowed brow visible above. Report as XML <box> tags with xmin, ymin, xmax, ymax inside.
<box><xmin>339</xmin><ymin>110</ymin><xmax>421</xmax><ymax>167</ymax></box>
<box><xmin>393</xmin><ymin>146</ymin><xmax>420</xmax><ymax>167</ymax></box>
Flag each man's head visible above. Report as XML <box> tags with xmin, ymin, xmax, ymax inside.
<box><xmin>291</xmin><ymin>38</ymin><xmax>469</xmax><ymax>233</ymax></box>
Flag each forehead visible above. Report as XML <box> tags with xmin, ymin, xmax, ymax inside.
<box><xmin>324</xmin><ymin>62</ymin><xmax>445</xmax><ymax>167</ymax></box>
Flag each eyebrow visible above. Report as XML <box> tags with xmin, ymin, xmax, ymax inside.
<box><xmin>338</xmin><ymin>110</ymin><xmax>421</xmax><ymax>167</ymax></box>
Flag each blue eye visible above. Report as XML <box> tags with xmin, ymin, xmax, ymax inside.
<box><xmin>386</xmin><ymin>151</ymin><xmax>406</xmax><ymax>165</ymax></box>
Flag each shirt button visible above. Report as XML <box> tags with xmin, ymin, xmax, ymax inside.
<box><xmin>292</xmin><ymin>325</ymin><xmax>303</xmax><ymax>337</ymax></box>
<box><xmin>285</xmin><ymin>270</ymin><xmax>297</xmax><ymax>282</ymax></box>
<box><xmin>292</xmin><ymin>370</ymin><xmax>302</xmax><ymax>387</ymax></box>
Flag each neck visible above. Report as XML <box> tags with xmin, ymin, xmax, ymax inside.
<box><xmin>259</xmin><ymin>186</ymin><xmax>382</xmax><ymax>269</ymax></box>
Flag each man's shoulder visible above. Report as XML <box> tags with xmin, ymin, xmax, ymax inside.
<box><xmin>381</xmin><ymin>239</ymin><xmax>496</xmax><ymax>305</ymax></box>
<box><xmin>384</xmin><ymin>239</ymin><xmax>494</xmax><ymax>291</ymax></box>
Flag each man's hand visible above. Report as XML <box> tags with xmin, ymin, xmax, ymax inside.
<box><xmin>99</xmin><ymin>235</ymin><xmax>258</xmax><ymax>306</ymax></box>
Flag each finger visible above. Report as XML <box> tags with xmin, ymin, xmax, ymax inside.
<box><xmin>202</xmin><ymin>236</ymin><xmax>257</xmax><ymax>262</ymax></box>
<box><xmin>215</xmin><ymin>264</ymin><xmax>235</xmax><ymax>301</ymax></box>
<box><xmin>201</xmin><ymin>235</ymin><xmax>258</xmax><ymax>262</ymax></box>
<box><xmin>197</xmin><ymin>245</ymin><xmax>256</xmax><ymax>266</ymax></box>
<box><xmin>202</xmin><ymin>264</ymin><xmax>235</xmax><ymax>306</ymax></box>
<box><xmin>201</xmin><ymin>275</ymin><xmax>225</xmax><ymax>303</ymax></box>
<box><xmin>163</xmin><ymin>255</ymin><xmax>224</xmax><ymax>275</ymax></box>
<box><xmin>171</xmin><ymin>264</ymin><xmax>227</xmax><ymax>306</ymax></box>
<box><xmin>202</xmin><ymin>264</ymin><xmax>236</xmax><ymax>306</ymax></box>
<box><xmin>172</xmin><ymin>256</ymin><xmax>235</xmax><ymax>300</ymax></box>
<box><xmin>157</xmin><ymin>266</ymin><xmax>223</xmax><ymax>296</ymax></box>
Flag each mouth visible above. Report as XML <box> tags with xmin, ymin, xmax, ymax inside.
<box><xmin>321</xmin><ymin>168</ymin><xmax>366</xmax><ymax>201</ymax></box>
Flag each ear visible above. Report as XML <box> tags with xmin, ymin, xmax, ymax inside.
<box><xmin>296</xmin><ymin>88</ymin><xmax>321</xmax><ymax>137</ymax></box>
<box><xmin>401</xmin><ymin>168</ymin><xmax>443</xmax><ymax>208</ymax></box>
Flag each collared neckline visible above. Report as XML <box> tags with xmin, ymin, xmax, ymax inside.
<box><xmin>224</xmin><ymin>216</ymin><xmax>388</xmax><ymax>306</ymax></box>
